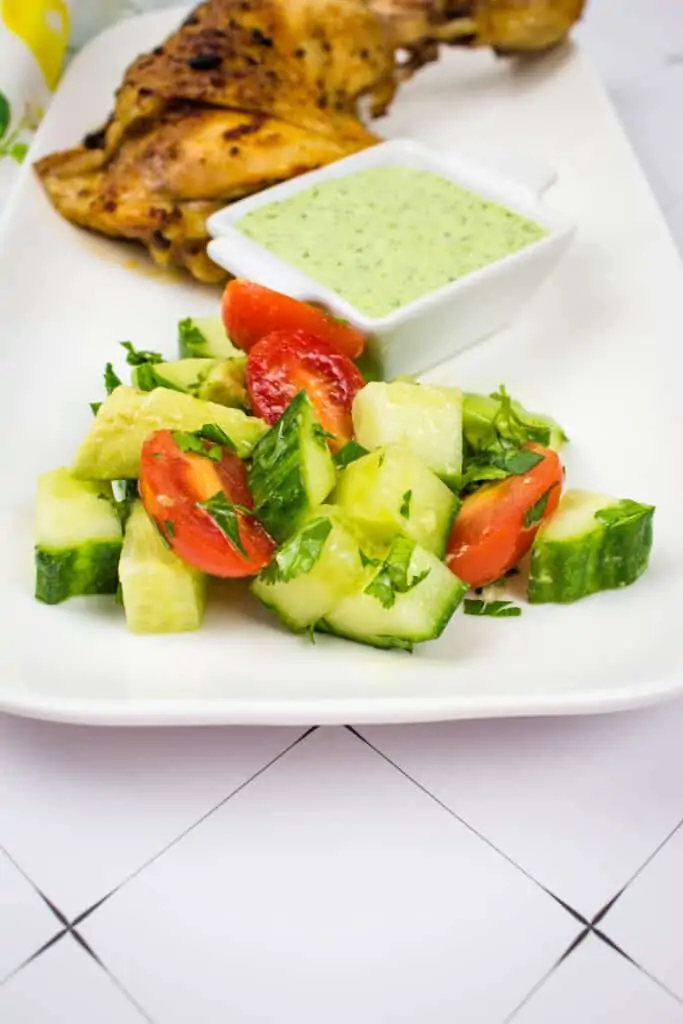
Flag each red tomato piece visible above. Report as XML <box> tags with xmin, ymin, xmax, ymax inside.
<box><xmin>222</xmin><ymin>279</ymin><xmax>366</xmax><ymax>360</ymax></box>
<box><xmin>246</xmin><ymin>329</ymin><xmax>365</xmax><ymax>447</ymax></box>
<box><xmin>139</xmin><ymin>430</ymin><xmax>275</xmax><ymax>578</ymax></box>
<box><xmin>446</xmin><ymin>444</ymin><xmax>563</xmax><ymax>589</ymax></box>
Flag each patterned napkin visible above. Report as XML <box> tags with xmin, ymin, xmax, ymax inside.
<box><xmin>0</xmin><ymin>0</ymin><xmax>176</xmax><ymax>206</ymax></box>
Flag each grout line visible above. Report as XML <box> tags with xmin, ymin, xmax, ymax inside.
<box><xmin>548</xmin><ymin>893</ymin><xmax>590</xmax><ymax>929</ymax></box>
<box><xmin>592</xmin><ymin>928</ymin><xmax>683</xmax><ymax>1008</ymax></box>
<box><xmin>0</xmin><ymin>844</ymin><xmax>70</xmax><ymax>931</ymax></box>
<box><xmin>0</xmin><ymin>929</ymin><xmax>68</xmax><ymax>988</ymax></box>
<box><xmin>66</xmin><ymin>932</ymin><xmax>156</xmax><ymax>1024</ymax></box>
<box><xmin>72</xmin><ymin>726</ymin><xmax>318</xmax><ymax>926</ymax></box>
<box><xmin>71</xmin><ymin>894</ymin><xmax>113</xmax><ymax>929</ymax></box>
<box><xmin>346</xmin><ymin>727</ymin><xmax>589</xmax><ymax>918</ymax></box>
<box><xmin>501</xmin><ymin>928</ymin><xmax>590</xmax><ymax>1024</ymax></box>
<box><xmin>614</xmin><ymin>816</ymin><xmax>683</xmax><ymax>898</ymax></box>
<box><xmin>589</xmin><ymin>888</ymin><xmax>625</xmax><ymax>928</ymax></box>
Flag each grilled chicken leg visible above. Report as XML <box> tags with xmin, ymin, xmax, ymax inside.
<box><xmin>35</xmin><ymin>0</ymin><xmax>585</xmax><ymax>283</ymax></box>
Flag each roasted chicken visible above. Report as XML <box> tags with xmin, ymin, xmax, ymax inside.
<box><xmin>36</xmin><ymin>0</ymin><xmax>586</xmax><ymax>283</ymax></box>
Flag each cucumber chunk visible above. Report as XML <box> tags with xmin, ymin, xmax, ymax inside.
<box><xmin>352</xmin><ymin>381</ymin><xmax>463</xmax><ymax>483</ymax></box>
<box><xmin>119</xmin><ymin>502</ymin><xmax>206</xmax><ymax>633</ymax></box>
<box><xmin>35</xmin><ymin>468</ymin><xmax>122</xmax><ymax>604</ymax></box>
<box><xmin>251</xmin><ymin>507</ymin><xmax>365</xmax><ymax>631</ymax></box>
<box><xmin>72</xmin><ymin>386</ymin><xmax>267</xmax><ymax>480</ymax></box>
<box><xmin>248</xmin><ymin>392</ymin><xmax>336</xmax><ymax>543</ymax></box>
<box><xmin>334</xmin><ymin>444</ymin><xmax>459</xmax><ymax>558</ymax></box>
<box><xmin>529</xmin><ymin>489</ymin><xmax>655</xmax><ymax>604</ymax></box>
<box><xmin>463</xmin><ymin>391</ymin><xmax>567</xmax><ymax>453</ymax></box>
<box><xmin>177</xmin><ymin>316</ymin><xmax>241</xmax><ymax>359</ymax></box>
<box><xmin>323</xmin><ymin>536</ymin><xmax>467</xmax><ymax>651</ymax></box>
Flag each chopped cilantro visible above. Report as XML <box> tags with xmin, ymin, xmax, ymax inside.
<box><xmin>120</xmin><ymin>341</ymin><xmax>163</xmax><ymax>366</ymax></box>
<box><xmin>260</xmin><ymin>517</ymin><xmax>333</xmax><ymax>584</ymax></box>
<box><xmin>464</xmin><ymin>599</ymin><xmax>522</xmax><ymax>618</ymax></box>
<box><xmin>523</xmin><ymin>483</ymin><xmax>559</xmax><ymax>529</ymax></box>
<box><xmin>151</xmin><ymin>517</ymin><xmax>172</xmax><ymax>550</ymax></box>
<box><xmin>595</xmin><ymin>499</ymin><xmax>654</xmax><ymax>527</ymax></box>
<box><xmin>365</xmin><ymin>537</ymin><xmax>430</xmax><ymax>610</ymax></box>
<box><xmin>195</xmin><ymin>423</ymin><xmax>237</xmax><ymax>452</ymax></box>
<box><xmin>133</xmin><ymin>363</ymin><xmax>163</xmax><ymax>392</ymax></box>
<box><xmin>103</xmin><ymin>363</ymin><xmax>122</xmax><ymax>395</ymax></box>
<box><xmin>178</xmin><ymin>318</ymin><xmax>207</xmax><ymax>356</ymax></box>
<box><xmin>400</xmin><ymin>490</ymin><xmax>412</xmax><ymax>519</ymax></box>
<box><xmin>172</xmin><ymin>431</ymin><xmax>222</xmax><ymax>462</ymax></box>
<box><xmin>197</xmin><ymin>491</ymin><xmax>249</xmax><ymax>557</ymax></box>
<box><xmin>334</xmin><ymin>440</ymin><xmax>369</xmax><ymax>469</ymax></box>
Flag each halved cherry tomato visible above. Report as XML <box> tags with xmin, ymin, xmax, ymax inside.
<box><xmin>222</xmin><ymin>280</ymin><xmax>366</xmax><ymax>360</ymax></box>
<box><xmin>139</xmin><ymin>430</ymin><xmax>275</xmax><ymax>578</ymax></box>
<box><xmin>246</xmin><ymin>329</ymin><xmax>365</xmax><ymax>447</ymax></box>
<box><xmin>446</xmin><ymin>444</ymin><xmax>563</xmax><ymax>589</ymax></box>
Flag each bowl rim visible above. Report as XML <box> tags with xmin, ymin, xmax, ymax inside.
<box><xmin>206</xmin><ymin>137</ymin><xmax>576</xmax><ymax>331</ymax></box>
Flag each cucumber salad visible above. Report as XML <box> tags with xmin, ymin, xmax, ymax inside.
<box><xmin>34</xmin><ymin>281</ymin><xmax>655</xmax><ymax>652</ymax></box>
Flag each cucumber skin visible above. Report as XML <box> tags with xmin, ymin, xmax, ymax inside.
<box><xmin>248</xmin><ymin>393</ymin><xmax>334</xmax><ymax>543</ymax></box>
<box><xmin>35</xmin><ymin>540</ymin><xmax>122</xmax><ymax>605</ymax></box>
<box><xmin>529</xmin><ymin>508</ymin><xmax>654</xmax><ymax>604</ymax></box>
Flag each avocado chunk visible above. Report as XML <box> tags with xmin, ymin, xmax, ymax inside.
<box><xmin>72</xmin><ymin>386</ymin><xmax>267</xmax><ymax>480</ymax></box>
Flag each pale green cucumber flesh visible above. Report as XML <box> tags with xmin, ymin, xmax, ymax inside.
<box><xmin>248</xmin><ymin>391</ymin><xmax>336</xmax><ymax>543</ymax></box>
<box><xmin>119</xmin><ymin>503</ymin><xmax>206</xmax><ymax>633</ymax></box>
<box><xmin>334</xmin><ymin>445</ymin><xmax>459</xmax><ymax>559</ymax></box>
<box><xmin>323</xmin><ymin>538</ymin><xmax>467</xmax><ymax>650</ymax></box>
<box><xmin>352</xmin><ymin>381</ymin><xmax>463</xmax><ymax>482</ymax></box>
<box><xmin>251</xmin><ymin>509</ymin><xmax>364</xmax><ymax>631</ymax></box>
<box><xmin>34</xmin><ymin>468</ymin><xmax>123</xmax><ymax>604</ymax></box>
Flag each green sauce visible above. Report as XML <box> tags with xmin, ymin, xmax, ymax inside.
<box><xmin>237</xmin><ymin>166</ymin><xmax>547</xmax><ymax>319</ymax></box>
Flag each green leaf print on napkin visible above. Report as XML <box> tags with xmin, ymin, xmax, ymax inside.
<box><xmin>0</xmin><ymin>91</ymin><xmax>42</xmax><ymax>165</ymax></box>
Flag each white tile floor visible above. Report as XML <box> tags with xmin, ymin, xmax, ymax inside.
<box><xmin>3</xmin><ymin>0</ymin><xmax>683</xmax><ymax>1021</ymax></box>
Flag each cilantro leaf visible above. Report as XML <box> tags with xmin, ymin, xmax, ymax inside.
<box><xmin>104</xmin><ymin>363</ymin><xmax>122</xmax><ymax>395</ymax></box>
<box><xmin>120</xmin><ymin>341</ymin><xmax>163</xmax><ymax>366</ymax></box>
<box><xmin>464</xmin><ymin>599</ymin><xmax>522</xmax><ymax>618</ymax></box>
<box><xmin>595</xmin><ymin>499</ymin><xmax>654</xmax><ymax>528</ymax></box>
<box><xmin>196</xmin><ymin>423</ymin><xmax>237</xmax><ymax>452</ymax></box>
<box><xmin>492</xmin><ymin>448</ymin><xmax>545</xmax><ymax>475</ymax></box>
<box><xmin>312</xmin><ymin>423</ymin><xmax>335</xmax><ymax>448</ymax></box>
<box><xmin>523</xmin><ymin>483</ymin><xmax>559</xmax><ymax>529</ymax></box>
<box><xmin>260</xmin><ymin>517</ymin><xmax>333</xmax><ymax>585</ymax></box>
<box><xmin>133</xmin><ymin>363</ymin><xmax>163</xmax><ymax>392</ymax></box>
<box><xmin>151</xmin><ymin>517</ymin><xmax>172</xmax><ymax>550</ymax></box>
<box><xmin>178</xmin><ymin>318</ymin><xmax>207</xmax><ymax>357</ymax></box>
<box><xmin>365</xmin><ymin>537</ymin><xmax>430</xmax><ymax>610</ymax></box>
<box><xmin>455</xmin><ymin>446</ymin><xmax>546</xmax><ymax>494</ymax></box>
<box><xmin>400</xmin><ymin>490</ymin><xmax>412</xmax><ymax>519</ymax></box>
<box><xmin>90</xmin><ymin>401</ymin><xmax>102</xmax><ymax>416</ymax></box>
<box><xmin>360</xmin><ymin>550</ymin><xmax>382</xmax><ymax>568</ymax></box>
<box><xmin>334</xmin><ymin>440</ymin><xmax>369</xmax><ymax>469</ymax></box>
<box><xmin>489</xmin><ymin>385</ymin><xmax>552</xmax><ymax>448</ymax></box>
<box><xmin>197</xmin><ymin>491</ymin><xmax>249</xmax><ymax>557</ymax></box>
<box><xmin>171</xmin><ymin>431</ymin><xmax>223</xmax><ymax>462</ymax></box>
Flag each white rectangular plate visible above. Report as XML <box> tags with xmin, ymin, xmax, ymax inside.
<box><xmin>0</xmin><ymin>8</ymin><xmax>681</xmax><ymax>726</ymax></box>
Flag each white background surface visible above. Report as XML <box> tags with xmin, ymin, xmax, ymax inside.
<box><xmin>2</xmin><ymin>0</ymin><xmax>683</xmax><ymax>1020</ymax></box>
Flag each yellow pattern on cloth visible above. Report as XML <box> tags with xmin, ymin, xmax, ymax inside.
<box><xmin>2</xmin><ymin>0</ymin><xmax>70</xmax><ymax>89</ymax></box>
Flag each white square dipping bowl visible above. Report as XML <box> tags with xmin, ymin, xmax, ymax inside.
<box><xmin>207</xmin><ymin>139</ymin><xmax>575</xmax><ymax>378</ymax></box>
